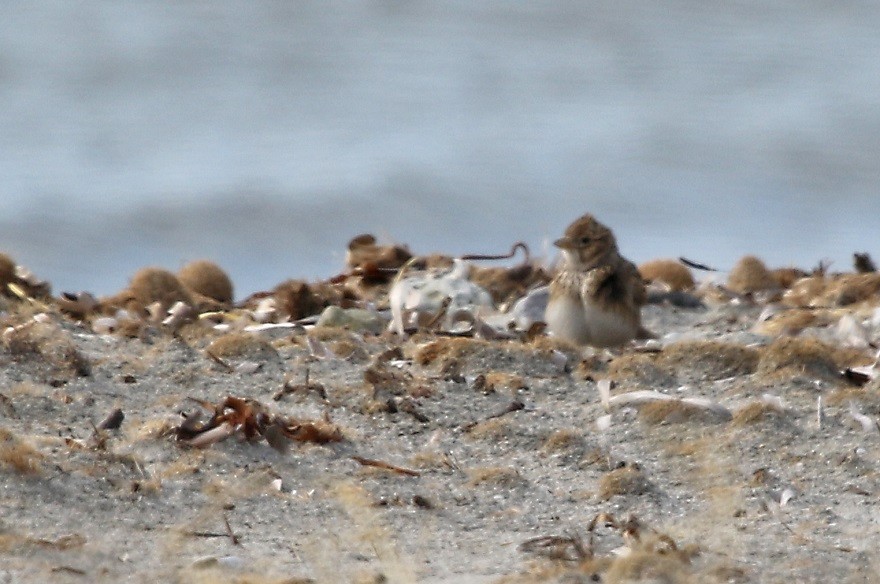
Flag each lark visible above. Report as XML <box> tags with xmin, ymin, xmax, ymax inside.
<box><xmin>546</xmin><ymin>214</ymin><xmax>653</xmax><ymax>347</ymax></box>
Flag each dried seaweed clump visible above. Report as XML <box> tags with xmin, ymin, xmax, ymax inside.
<box><xmin>3</xmin><ymin>321</ymin><xmax>90</xmax><ymax>377</ymax></box>
<box><xmin>175</xmin><ymin>395</ymin><xmax>343</xmax><ymax>449</ymax></box>
<box><xmin>206</xmin><ymin>332</ymin><xmax>278</xmax><ymax>361</ymax></box>
<box><xmin>656</xmin><ymin>340</ymin><xmax>759</xmax><ymax>381</ymax></box>
<box><xmin>727</xmin><ymin>255</ymin><xmax>778</xmax><ymax>294</ymax></box>
<box><xmin>128</xmin><ymin>267</ymin><xmax>193</xmax><ymax>312</ymax></box>
<box><xmin>177</xmin><ymin>260</ymin><xmax>234</xmax><ymax>305</ymax></box>
<box><xmin>756</xmin><ymin>337</ymin><xmax>869</xmax><ymax>381</ymax></box>
<box><xmin>639</xmin><ymin>259</ymin><xmax>695</xmax><ymax>291</ymax></box>
<box><xmin>346</xmin><ymin>233</ymin><xmax>412</xmax><ymax>272</ymax></box>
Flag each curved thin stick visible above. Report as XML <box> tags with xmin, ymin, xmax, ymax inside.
<box><xmin>461</xmin><ymin>241</ymin><xmax>530</xmax><ymax>263</ymax></box>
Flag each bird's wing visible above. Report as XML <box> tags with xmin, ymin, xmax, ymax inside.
<box><xmin>579</xmin><ymin>265</ymin><xmax>615</xmax><ymax>300</ymax></box>
<box><xmin>621</xmin><ymin>260</ymin><xmax>647</xmax><ymax>307</ymax></box>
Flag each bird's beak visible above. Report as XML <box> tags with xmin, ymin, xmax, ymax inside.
<box><xmin>554</xmin><ymin>236</ymin><xmax>575</xmax><ymax>250</ymax></box>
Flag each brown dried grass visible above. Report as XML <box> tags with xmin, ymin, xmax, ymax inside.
<box><xmin>598</xmin><ymin>464</ymin><xmax>651</xmax><ymax>500</ymax></box>
<box><xmin>639</xmin><ymin>259</ymin><xmax>696</xmax><ymax>291</ymax></box>
<box><xmin>0</xmin><ymin>427</ymin><xmax>42</xmax><ymax>474</ymax></box>
<box><xmin>206</xmin><ymin>332</ymin><xmax>278</xmax><ymax>361</ymax></box>
<box><xmin>757</xmin><ymin>336</ymin><xmax>870</xmax><ymax>381</ymax></box>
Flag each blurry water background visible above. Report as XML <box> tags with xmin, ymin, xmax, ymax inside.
<box><xmin>2</xmin><ymin>2</ymin><xmax>880</xmax><ymax>298</ymax></box>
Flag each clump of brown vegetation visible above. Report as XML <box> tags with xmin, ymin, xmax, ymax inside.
<box><xmin>0</xmin><ymin>427</ymin><xmax>42</xmax><ymax>474</ymax></box>
<box><xmin>752</xmin><ymin>307</ymin><xmax>825</xmax><ymax>336</ymax></box>
<box><xmin>362</xmin><ymin>357</ymin><xmax>416</xmax><ymax>397</ymax></box>
<box><xmin>412</xmin><ymin>337</ymin><xmax>487</xmax><ymax>367</ymax></box>
<box><xmin>476</xmin><ymin>372</ymin><xmax>526</xmax><ymax>393</ymax></box>
<box><xmin>756</xmin><ymin>336</ymin><xmax>870</xmax><ymax>381</ymax></box>
<box><xmin>770</xmin><ymin>266</ymin><xmax>808</xmax><ymax>289</ymax></box>
<box><xmin>783</xmin><ymin>275</ymin><xmax>827</xmax><ymax>307</ymax></box>
<box><xmin>465</xmin><ymin>417</ymin><xmax>512</xmax><ymax>441</ymax></box>
<box><xmin>607</xmin><ymin>353</ymin><xmax>673</xmax><ymax>387</ymax></box>
<box><xmin>783</xmin><ymin>272</ymin><xmax>880</xmax><ymax>308</ymax></box>
<box><xmin>272</xmin><ymin>279</ymin><xmax>352</xmax><ymax>320</ymax></box>
<box><xmin>639</xmin><ymin>259</ymin><xmax>696</xmax><ymax>291</ymax></box>
<box><xmin>607</xmin><ymin>340</ymin><xmax>758</xmax><ymax>387</ymax></box>
<box><xmin>0</xmin><ymin>253</ymin><xmax>16</xmax><ymax>291</ymax></box>
<box><xmin>3</xmin><ymin>320</ymin><xmax>91</xmax><ymax>377</ymax></box>
<box><xmin>306</xmin><ymin>327</ymin><xmax>370</xmax><ymax>361</ymax></box>
<box><xmin>177</xmin><ymin>260</ymin><xmax>234</xmax><ymax>305</ymax></box>
<box><xmin>346</xmin><ymin>234</ymin><xmax>412</xmax><ymax>273</ymax></box>
<box><xmin>819</xmin><ymin>273</ymin><xmax>880</xmax><ymax>307</ymax></box>
<box><xmin>728</xmin><ymin>255</ymin><xmax>778</xmax><ymax>294</ymax></box>
<box><xmin>466</xmin><ymin>466</ymin><xmax>525</xmax><ymax>488</ymax></box>
<box><xmin>206</xmin><ymin>332</ymin><xmax>279</xmax><ymax>361</ymax></box>
<box><xmin>127</xmin><ymin>267</ymin><xmax>193</xmax><ymax>313</ymax></box>
<box><xmin>0</xmin><ymin>253</ymin><xmax>51</xmax><ymax>300</ymax></box>
<box><xmin>598</xmin><ymin>463</ymin><xmax>652</xmax><ymax>500</ymax></box>
<box><xmin>656</xmin><ymin>340</ymin><xmax>759</xmax><ymax>380</ymax></box>
<box><xmin>518</xmin><ymin>513</ymin><xmax>700</xmax><ymax>584</ymax></box>
<box><xmin>825</xmin><ymin>375</ymin><xmax>880</xmax><ymax>412</ymax></box>
<box><xmin>603</xmin><ymin>548</ymin><xmax>694</xmax><ymax>584</ymax></box>
<box><xmin>179</xmin><ymin>566</ymin><xmax>314</xmax><ymax>584</ymax></box>
<box><xmin>540</xmin><ymin>428</ymin><xmax>587</xmax><ymax>453</ymax></box>
<box><xmin>341</xmin><ymin>234</ymin><xmax>413</xmax><ymax>302</ymax></box>
<box><xmin>730</xmin><ymin>400</ymin><xmax>788</xmax><ymax>426</ymax></box>
<box><xmin>411</xmin><ymin>336</ymin><xmax>559</xmax><ymax>378</ymax></box>
<box><xmin>638</xmin><ymin>399</ymin><xmax>729</xmax><ymax>425</ymax></box>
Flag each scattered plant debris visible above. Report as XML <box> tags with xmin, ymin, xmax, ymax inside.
<box><xmin>352</xmin><ymin>456</ymin><xmax>421</xmax><ymax>477</ymax></box>
<box><xmin>174</xmin><ymin>396</ymin><xmax>344</xmax><ymax>449</ymax></box>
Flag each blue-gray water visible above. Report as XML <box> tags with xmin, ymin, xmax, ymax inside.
<box><xmin>2</xmin><ymin>2</ymin><xmax>880</xmax><ymax>298</ymax></box>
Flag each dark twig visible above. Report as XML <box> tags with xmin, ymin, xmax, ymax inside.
<box><xmin>352</xmin><ymin>456</ymin><xmax>421</xmax><ymax>477</ymax></box>
<box><xmin>461</xmin><ymin>241</ymin><xmax>530</xmax><ymax>263</ymax></box>
<box><xmin>224</xmin><ymin>515</ymin><xmax>241</xmax><ymax>546</ymax></box>
<box><xmin>205</xmin><ymin>349</ymin><xmax>234</xmax><ymax>373</ymax></box>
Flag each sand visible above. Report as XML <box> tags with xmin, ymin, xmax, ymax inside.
<box><xmin>1</xmin><ymin>268</ymin><xmax>880</xmax><ymax>583</ymax></box>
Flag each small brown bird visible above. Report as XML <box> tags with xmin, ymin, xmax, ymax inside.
<box><xmin>546</xmin><ymin>214</ymin><xmax>653</xmax><ymax>347</ymax></box>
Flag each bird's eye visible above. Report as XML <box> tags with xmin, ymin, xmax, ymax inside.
<box><xmin>580</xmin><ymin>236</ymin><xmax>591</xmax><ymax>245</ymax></box>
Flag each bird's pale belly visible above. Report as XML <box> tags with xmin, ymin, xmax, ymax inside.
<box><xmin>545</xmin><ymin>295</ymin><xmax>637</xmax><ymax>347</ymax></box>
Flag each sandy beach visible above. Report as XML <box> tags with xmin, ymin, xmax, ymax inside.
<box><xmin>1</xmin><ymin>248</ymin><xmax>879</xmax><ymax>584</ymax></box>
